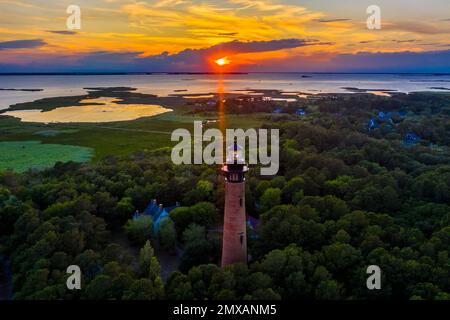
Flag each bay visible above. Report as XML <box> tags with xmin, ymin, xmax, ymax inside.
<box><xmin>1</xmin><ymin>73</ymin><xmax>450</xmax><ymax>110</ymax></box>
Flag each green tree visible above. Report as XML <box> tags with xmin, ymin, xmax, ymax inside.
<box><xmin>315</xmin><ymin>280</ymin><xmax>342</xmax><ymax>300</ymax></box>
<box><xmin>115</xmin><ymin>197</ymin><xmax>134</xmax><ymax>222</ymax></box>
<box><xmin>139</xmin><ymin>240</ymin><xmax>155</xmax><ymax>276</ymax></box>
<box><xmin>282</xmin><ymin>177</ymin><xmax>305</xmax><ymax>203</ymax></box>
<box><xmin>183</xmin><ymin>180</ymin><xmax>214</xmax><ymax>205</ymax></box>
<box><xmin>110</xmin><ymin>273</ymin><xmax>133</xmax><ymax>299</ymax></box>
<box><xmin>182</xmin><ymin>224</ymin><xmax>206</xmax><ymax>243</ymax></box>
<box><xmin>179</xmin><ymin>240</ymin><xmax>213</xmax><ymax>273</ymax></box>
<box><xmin>320</xmin><ymin>243</ymin><xmax>362</xmax><ymax>274</ymax></box>
<box><xmin>85</xmin><ymin>275</ymin><xmax>112</xmax><ymax>300</ymax></box>
<box><xmin>165</xmin><ymin>272</ymin><xmax>194</xmax><ymax>300</ymax></box>
<box><xmin>124</xmin><ymin>216</ymin><xmax>153</xmax><ymax>246</ymax></box>
<box><xmin>260</xmin><ymin>188</ymin><xmax>281</xmax><ymax>212</ymax></box>
<box><xmin>158</xmin><ymin>217</ymin><xmax>177</xmax><ymax>252</ymax></box>
<box><xmin>123</xmin><ymin>279</ymin><xmax>163</xmax><ymax>300</ymax></box>
<box><xmin>170</xmin><ymin>202</ymin><xmax>217</xmax><ymax>238</ymax></box>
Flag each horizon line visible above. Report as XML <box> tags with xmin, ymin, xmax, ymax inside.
<box><xmin>1</xmin><ymin>72</ymin><xmax>450</xmax><ymax>76</ymax></box>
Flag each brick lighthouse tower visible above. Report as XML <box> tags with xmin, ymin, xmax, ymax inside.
<box><xmin>221</xmin><ymin>143</ymin><xmax>249</xmax><ymax>267</ymax></box>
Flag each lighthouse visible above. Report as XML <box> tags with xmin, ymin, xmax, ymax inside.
<box><xmin>221</xmin><ymin>143</ymin><xmax>248</xmax><ymax>267</ymax></box>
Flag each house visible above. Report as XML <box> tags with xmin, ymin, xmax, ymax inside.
<box><xmin>273</xmin><ymin>108</ymin><xmax>283</xmax><ymax>114</ymax></box>
<box><xmin>133</xmin><ymin>199</ymin><xmax>179</xmax><ymax>233</ymax></box>
<box><xmin>368</xmin><ymin>118</ymin><xmax>379</xmax><ymax>131</ymax></box>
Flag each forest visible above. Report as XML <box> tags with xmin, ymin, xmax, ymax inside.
<box><xmin>0</xmin><ymin>92</ymin><xmax>449</xmax><ymax>300</ymax></box>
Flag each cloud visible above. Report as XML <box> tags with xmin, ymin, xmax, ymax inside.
<box><xmin>46</xmin><ymin>30</ymin><xmax>77</xmax><ymax>35</ymax></box>
<box><xmin>329</xmin><ymin>50</ymin><xmax>450</xmax><ymax>73</ymax></box>
<box><xmin>359</xmin><ymin>39</ymin><xmax>419</xmax><ymax>44</ymax></box>
<box><xmin>130</xmin><ymin>38</ymin><xmax>325</xmax><ymax>71</ymax></box>
<box><xmin>153</xmin><ymin>0</ymin><xmax>187</xmax><ymax>8</ymax></box>
<box><xmin>201</xmin><ymin>39</ymin><xmax>319</xmax><ymax>53</ymax></box>
<box><xmin>218</xmin><ymin>32</ymin><xmax>239</xmax><ymax>37</ymax></box>
<box><xmin>0</xmin><ymin>39</ymin><xmax>46</xmax><ymax>50</ymax></box>
<box><xmin>316</xmin><ymin>18</ymin><xmax>351</xmax><ymax>23</ymax></box>
<box><xmin>121</xmin><ymin>0</ymin><xmax>323</xmax><ymax>43</ymax></box>
<box><xmin>388</xmin><ymin>21</ymin><xmax>450</xmax><ymax>34</ymax></box>
<box><xmin>229</xmin><ymin>49</ymin><xmax>450</xmax><ymax>73</ymax></box>
<box><xmin>0</xmin><ymin>38</ymin><xmax>324</xmax><ymax>72</ymax></box>
<box><xmin>392</xmin><ymin>39</ymin><xmax>418</xmax><ymax>43</ymax></box>
<box><xmin>1</xmin><ymin>41</ymin><xmax>450</xmax><ymax>73</ymax></box>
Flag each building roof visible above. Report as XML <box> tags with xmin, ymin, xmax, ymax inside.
<box><xmin>134</xmin><ymin>199</ymin><xmax>179</xmax><ymax>233</ymax></box>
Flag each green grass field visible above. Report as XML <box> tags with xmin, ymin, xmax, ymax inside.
<box><xmin>0</xmin><ymin>110</ymin><xmax>267</xmax><ymax>171</ymax></box>
<box><xmin>0</xmin><ymin>140</ymin><xmax>93</xmax><ymax>173</ymax></box>
<box><xmin>0</xmin><ymin>88</ymin><xmax>269</xmax><ymax>169</ymax></box>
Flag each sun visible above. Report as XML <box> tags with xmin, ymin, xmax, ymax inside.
<box><xmin>215</xmin><ymin>57</ymin><xmax>231</xmax><ymax>66</ymax></box>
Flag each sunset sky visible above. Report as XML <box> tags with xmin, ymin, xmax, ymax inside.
<box><xmin>1</xmin><ymin>0</ymin><xmax>450</xmax><ymax>72</ymax></box>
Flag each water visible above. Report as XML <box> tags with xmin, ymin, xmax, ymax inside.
<box><xmin>1</xmin><ymin>73</ymin><xmax>450</xmax><ymax>110</ymax></box>
<box><xmin>2</xmin><ymin>97</ymin><xmax>172</xmax><ymax>123</ymax></box>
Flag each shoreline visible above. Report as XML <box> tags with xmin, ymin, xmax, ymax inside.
<box><xmin>1</xmin><ymin>96</ymin><xmax>174</xmax><ymax>124</ymax></box>
<box><xmin>1</xmin><ymin>83</ymin><xmax>450</xmax><ymax>118</ymax></box>
<box><xmin>2</xmin><ymin>73</ymin><xmax>450</xmax><ymax>112</ymax></box>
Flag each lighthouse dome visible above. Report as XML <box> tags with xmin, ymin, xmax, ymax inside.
<box><xmin>226</xmin><ymin>142</ymin><xmax>245</xmax><ymax>164</ymax></box>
